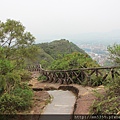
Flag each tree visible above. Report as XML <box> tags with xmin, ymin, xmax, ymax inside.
<box><xmin>0</xmin><ymin>19</ymin><xmax>38</xmax><ymax>68</ymax></box>
<box><xmin>0</xmin><ymin>19</ymin><xmax>38</xmax><ymax>93</ymax></box>
<box><xmin>0</xmin><ymin>19</ymin><xmax>35</xmax><ymax>113</ymax></box>
<box><xmin>49</xmin><ymin>52</ymin><xmax>99</xmax><ymax>70</ymax></box>
<box><xmin>0</xmin><ymin>19</ymin><xmax>35</xmax><ymax>91</ymax></box>
<box><xmin>107</xmin><ymin>44</ymin><xmax>120</xmax><ymax>65</ymax></box>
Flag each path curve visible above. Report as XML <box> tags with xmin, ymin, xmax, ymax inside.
<box><xmin>42</xmin><ymin>90</ymin><xmax>76</xmax><ymax>114</ymax></box>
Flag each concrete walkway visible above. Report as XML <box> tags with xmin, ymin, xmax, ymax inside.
<box><xmin>40</xmin><ymin>90</ymin><xmax>76</xmax><ymax>120</ymax></box>
<box><xmin>42</xmin><ymin>90</ymin><xmax>76</xmax><ymax>114</ymax></box>
<box><xmin>29</xmin><ymin>79</ymin><xmax>105</xmax><ymax>115</ymax></box>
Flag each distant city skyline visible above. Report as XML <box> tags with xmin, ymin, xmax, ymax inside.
<box><xmin>1</xmin><ymin>0</ymin><xmax>120</xmax><ymax>44</ymax></box>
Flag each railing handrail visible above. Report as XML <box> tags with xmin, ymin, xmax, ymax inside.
<box><xmin>27</xmin><ymin>64</ymin><xmax>120</xmax><ymax>85</ymax></box>
<box><xmin>39</xmin><ymin>65</ymin><xmax>120</xmax><ymax>72</ymax></box>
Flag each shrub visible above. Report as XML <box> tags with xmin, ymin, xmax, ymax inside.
<box><xmin>38</xmin><ymin>75</ymin><xmax>47</xmax><ymax>81</ymax></box>
<box><xmin>90</xmin><ymin>76</ymin><xmax>103</xmax><ymax>87</ymax></box>
<box><xmin>14</xmin><ymin>70</ymin><xmax>32</xmax><ymax>81</ymax></box>
<box><xmin>90</xmin><ymin>78</ymin><xmax>120</xmax><ymax>114</ymax></box>
<box><xmin>0</xmin><ymin>83</ymin><xmax>33</xmax><ymax>114</ymax></box>
<box><xmin>0</xmin><ymin>93</ymin><xmax>22</xmax><ymax>114</ymax></box>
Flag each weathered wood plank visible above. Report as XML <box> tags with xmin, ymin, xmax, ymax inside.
<box><xmin>27</xmin><ymin>64</ymin><xmax>120</xmax><ymax>85</ymax></box>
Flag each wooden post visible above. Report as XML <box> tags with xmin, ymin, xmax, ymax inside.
<box><xmin>111</xmin><ymin>69</ymin><xmax>114</xmax><ymax>80</ymax></box>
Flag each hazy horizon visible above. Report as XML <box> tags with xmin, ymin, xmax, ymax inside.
<box><xmin>1</xmin><ymin>0</ymin><xmax>120</xmax><ymax>44</ymax></box>
<box><xmin>35</xmin><ymin>30</ymin><xmax>120</xmax><ymax>45</ymax></box>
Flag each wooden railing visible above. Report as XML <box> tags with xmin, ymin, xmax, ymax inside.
<box><xmin>27</xmin><ymin>65</ymin><xmax>120</xmax><ymax>85</ymax></box>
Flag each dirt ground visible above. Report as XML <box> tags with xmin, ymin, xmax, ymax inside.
<box><xmin>28</xmin><ymin>77</ymin><xmax>105</xmax><ymax>114</ymax></box>
<box><xmin>30</xmin><ymin>91</ymin><xmax>50</xmax><ymax>114</ymax></box>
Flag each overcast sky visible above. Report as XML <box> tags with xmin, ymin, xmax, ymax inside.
<box><xmin>1</xmin><ymin>0</ymin><xmax>120</xmax><ymax>43</ymax></box>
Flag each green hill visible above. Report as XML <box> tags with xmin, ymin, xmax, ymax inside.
<box><xmin>34</xmin><ymin>39</ymin><xmax>98</xmax><ymax>69</ymax></box>
<box><xmin>37</xmin><ymin>39</ymin><xmax>86</xmax><ymax>60</ymax></box>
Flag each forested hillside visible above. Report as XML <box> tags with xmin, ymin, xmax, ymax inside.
<box><xmin>37</xmin><ymin>39</ymin><xmax>86</xmax><ymax>59</ymax></box>
<box><xmin>35</xmin><ymin>39</ymin><xmax>98</xmax><ymax>69</ymax></box>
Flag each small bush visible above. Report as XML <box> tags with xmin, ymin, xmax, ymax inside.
<box><xmin>0</xmin><ymin>93</ymin><xmax>22</xmax><ymax>114</ymax></box>
<box><xmin>0</xmin><ymin>83</ymin><xmax>33</xmax><ymax>114</ymax></box>
<box><xmin>90</xmin><ymin>76</ymin><xmax>103</xmax><ymax>87</ymax></box>
<box><xmin>38</xmin><ymin>75</ymin><xmax>47</xmax><ymax>81</ymax></box>
<box><xmin>14</xmin><ymin>70</ymin><xmax>32</xmax><ymax>81</ymax></box>
<box><xmin>81</xmin><ymin>76</ymin><xmax>103</xmax><ymax>87</ymax></box>
<box><xmin>90</xmin><ymin>78</ymin><xmax>120</xmax><ymax>114</ymax></box>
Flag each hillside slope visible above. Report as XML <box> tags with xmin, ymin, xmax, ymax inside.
<box><xmin>33</xmin><ymin>39</ymin><xmax>97</xmax><ymax>69</ymax></box>
<box><xmin>37</xmin><ymin>39</ymin><xmax>86</xmax><ymax>59</ymax></box>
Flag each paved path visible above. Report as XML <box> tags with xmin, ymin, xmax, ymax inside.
<box><xmin>40</xmin><ymin>90</ymin><xmax>76</xmax><ymax>120</ymax></box>
<box><xmin>42</xmin><ymin>90</ymin><xmax>76</xmax><ymax>114</ymax></box>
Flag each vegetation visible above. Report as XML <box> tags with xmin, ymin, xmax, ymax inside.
<box><xmin>37</xmin><ymin>43</ymin><xmax>100</xmax><ymax>85</ymax></box>
<box><xmin>38</xmin><ymin>39</ymin><xmax>86</xmax><ymax>60</ymax></box>
<box><xmin>38</xmin><ymin>40</ymin><xmax>120</xmax><ymax>114</ymax></box>
<box><xmin>0</xmin><ymin>83</ymin><xmax>33</xmax><ymax>114</ymax></box>
<box><xmin>1</xmin><ymin>19</ymin><xmax>119</xmax><ymax>115</ymax></box>
<box><xmin>1</xmin><ymin>19</ymin><xmax>98</xmax><ymax>114</ymax></box>
<box><xmin>90</xmin><ymin>77</ymin><xmax>120</xmax><ymax>114</ymax></box>
<box><xmin>107</xmin><ymin>44</ymin><xmax>120</xmax><ymax>65</ymax></box>
<box><xmin>90</xmin><ymin>44</ymin><xmax>120</xmax><ymax>114</ymax></box>
<box><xmin>0</xmin><ymin>19</ymin><xmax>38</xmax><ymax>67</ymax></box>
<box><xmin>36</xmin><ymin>39</ymin><xmax>87</xmax><ymax>68</ymax></box>
<box><xmin>0</xmin><ymin>19</ymin><xmax>36</xmax><ymax>114</ymax></box>
<box><xmin>49</xmin><ymin>52</ymin><xmax>99</xmax><ymax>70</ymax></box>
<box><xmin>33</xmin><ymin>47</ymin><xmax>54</xmax><ymax>68</ymax></box>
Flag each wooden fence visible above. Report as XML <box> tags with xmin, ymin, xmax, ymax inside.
<box><xmin>27</xmin><ymin>65</ymin><xmax>120</xmax><ymax>85</ymax></box>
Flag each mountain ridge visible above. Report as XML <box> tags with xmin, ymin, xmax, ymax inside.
<box><xmin>32</xmin><ymin>39</ymin><xmax>97</xmax><ymax>69</ymax></box>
